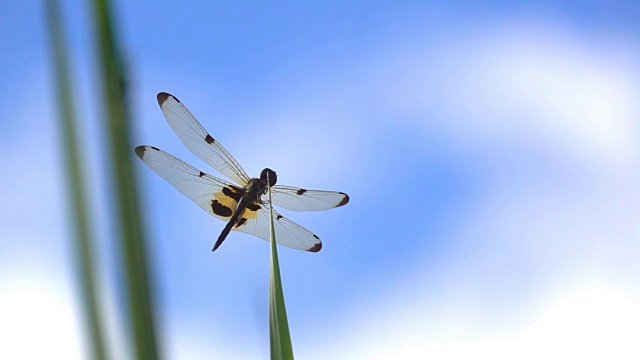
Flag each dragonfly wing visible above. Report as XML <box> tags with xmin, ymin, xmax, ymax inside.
<box><xmin>157</xmin><ymin>92</ymin><xmax>251</xmax><ymax>186</ymax></box>
<box><xmin>270</xmin><ymin>185</ymin><xmax>349</xmax><ymax>211</ymax></box>
<box><xmin>232</xmin><ymin>203</ymin><xmax>322</xmax><ymax>252</ymax></box>
<box><xmin>135</xmin><ymin>146</ymin><xmax>244</xmax><ymax>222</ymax></box>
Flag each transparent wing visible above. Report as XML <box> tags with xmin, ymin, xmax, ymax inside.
<box><xmin>135</xmin><ymin>146</ymin><xmax>244</xmax><ymax>222</ymax></box>
<box><xmin>232</xmin><ymin>203</ymin><xmax>322</xmax><ymax>252</ymax></box>
<box><xmin>157</xmin><ymin>92</ymin><xmax>251</xmax><ymax>186</ymax></box>
<box><xmin>270</xmin><ymin>185</ymin><xmax>349</xmax><ymax>211</ymax></box>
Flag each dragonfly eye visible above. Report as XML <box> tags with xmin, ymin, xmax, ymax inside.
<box><xmin>260</xmin><ymin>168</ymin><xmax>277</xmax><ymax>187</ymax></box>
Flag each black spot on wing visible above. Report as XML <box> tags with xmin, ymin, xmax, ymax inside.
<box><xmin>296</xmin><ymin>188</ymin><xmax>307</xmax><ymax>195</ymax></box>
<box><xmin>338</xmin><ymin>193</ymin><xmax>350</xmax><ymax>207</ymax></box>
<box><xmin>246</xmin><ymin>202</ymin><xmax>261</xmax><ymax>211</ymax></box>
<box><xmin>276</xmin><ymin>214</ymin><xmax>283</xmax><ymax>220</ymax></box>
<box><xmin>235</xmin><ymin>218</ymin><xmax>247</xmax><ymax>227</ymax></box>
<box><xmin>211</xmin><ymin>200</ymin><xmax>232</xmax><ymax>217</ymax></box>
<box><xmin>222</xmin><ymin>186</ymin><xmax>242</xmax><ymax>202</ymax></box>
<box><xmin>150</xmin><ymin>146</ymin><xmax>160</xmax><ymax>151</ymax></box>
<box><xmin>198</xmin><ymin>171</ymin><xmax>205</xmax><ymax>177</ymax></box>
<box><xmin>205</xmin><ymin>134</ymin><xmax>215</xmax><ymax>144</ymax></box>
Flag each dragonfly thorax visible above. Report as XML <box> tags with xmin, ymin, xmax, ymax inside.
<box><xmin>241</xmin><ymin>169</ymin><xmax>276</xmax><ymax>203</ymax></box>
<box><xmin>243</xmin><ymin>179</ymin><xmax>266</xmax><ymax>202</ymax></box>
<box><xmin>242</xmin><ymin>169</ymin><xmax>276</xmax><ymax>201</ymax></box>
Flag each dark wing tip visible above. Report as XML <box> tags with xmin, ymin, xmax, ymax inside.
<box><xmin>157</xmin><ymin>92</ymin><xmax>170</xmax><ymax>105</ymax></box>
<box><xmin>308</xmin><ymin>242</ymin><xmax>322</xmax><ymax>252</ymax></box>
<box><xmin>157</xmin><ymin>92</ymin><xmax>179</xmax><ymax>106</ymax></box>
<box><xmin>134</xmin><ymin>146</ymin><xmax>147</xmax><ymax>159</ymax></box>
<box><xmin>338</xmin><ymin>192</ymin><xmax>350</xmax><ymax>207</ymax></box>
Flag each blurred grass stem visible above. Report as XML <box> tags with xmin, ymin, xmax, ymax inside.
<box><xmin>92</xmin><ymin>0</ymin><xmax>160</xmax><ymax>358</ymax></box>
<box><xmin>45</xmin><ymin>1</ymin><xmax>108</xmax><ymax>359</ymax></box>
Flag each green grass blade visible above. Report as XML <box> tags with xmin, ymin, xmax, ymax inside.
<box><xmin>44</xmin><ymin>1</ymin><xmax>108</xmax><ymax>359</ymax></box>
<box><xmin>91</xmin><ymin>0</ymin><xmax>160</xmax><ymax>358</ymax></box>
<box><xmin>267</xmin><ymin>176</ymin><xmax>295</xmax><ymax>360</ymax></box>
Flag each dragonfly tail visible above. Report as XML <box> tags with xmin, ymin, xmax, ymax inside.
<box><xmin>213</xmin><ymin>220</ymin><xmax>234</xmax><ymax>251</ymax></box>
<box><xmin>212</xmin><ymin>198</ymin><xmax>248</xmax><ymax>252</ymax></box>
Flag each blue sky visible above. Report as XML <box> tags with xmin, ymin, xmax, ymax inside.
<box><xmin>1</xmin><ymin>1</ymin><xmax>640</xmax><ymax>359</ymax></box>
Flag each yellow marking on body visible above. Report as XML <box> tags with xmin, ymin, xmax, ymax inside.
<box><xmin>211</xmin><ymin>189</ymin><xmax>240</xmax><ymax>217</ymax></box>
<box><xmin>240</xmin><ymin>201</ymin><xmax>261</xmax><ymax>220</ymax></box>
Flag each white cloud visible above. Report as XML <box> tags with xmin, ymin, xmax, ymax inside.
<box><xmin>167</xmin><ymin>319</ymin><xmax>265</xmax><ymax>360</ymax></box>
<box><xmin>359</xmin><ymin>20</ymin><xmax>640</xmax><ymax>168</ymax></box>
<box><xmin>0</xmin><ymin>264</ymin><xmax>83</xmax><ymax>360</ymax></box>
<box><xmin>464</xmin><ymin>26</ymin><xmax>639</xmax><ymax>167</ymax></box>
<box><xmin>298</xmin><ymin>275</ymin><xmax>640</xmax><ymax>360</ymax></box>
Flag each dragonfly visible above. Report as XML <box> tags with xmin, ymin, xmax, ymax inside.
<box><xmin>135</xmin><ymin>92</ymin><xmax>349</xmax><ymax>252</ymax></box>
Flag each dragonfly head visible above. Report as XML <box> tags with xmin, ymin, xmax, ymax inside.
<box><xmin>260</xmin><ymin>168</ymin><xmax>277</xmax><ymax>187</ymax></box>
